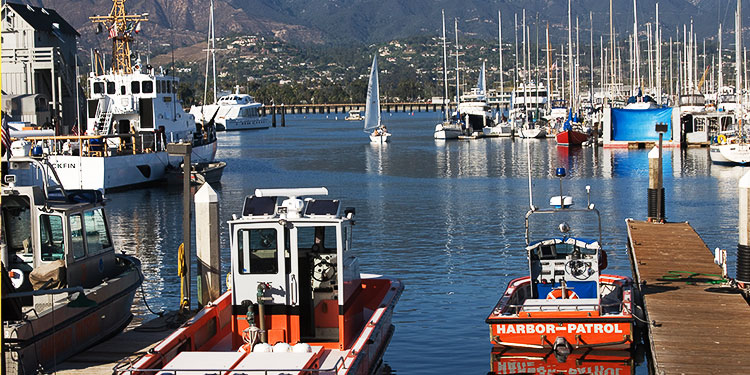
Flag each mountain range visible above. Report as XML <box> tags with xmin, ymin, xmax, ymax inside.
<box><xmin>13</xmin><ymin>0</ymin><xmax>750</xmax><ymax>49</ymax></box>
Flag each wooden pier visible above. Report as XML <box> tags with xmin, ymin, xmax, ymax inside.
<box><xmin>52</xmin><ymin>311</ymin><xmax>190</xmax><ymax>375</ymax></box>
<box><xmin>626</xmin><ymin>220</ymin><xmax>750</xmax><ymax>375</ymax></box>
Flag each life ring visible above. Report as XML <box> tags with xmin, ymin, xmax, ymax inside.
<box><xmin>718</xmin><ymin>134</ymin><xmax>727</xmax><ymax>144</ymax></box>
<box><xmin>546</xmin><ymin>289</ymin><xmax>579</xmax><ymax>300</ymax></box>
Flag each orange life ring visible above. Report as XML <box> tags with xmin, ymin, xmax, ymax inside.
<box><xmin>546</xmin><ymin>289</ymin><xmax>579</xmax><ymax>299</ymax></box>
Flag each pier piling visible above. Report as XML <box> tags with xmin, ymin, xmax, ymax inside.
<box><xmin>195</xmin><ymin>183</ymin><xmax>221</xmax><ymax>307</ymax></box>
<box><xmin>647</xmin><ymin>147</ymin><xmax>664</xmax><ymax>220</ymax></box>
<box><xmin>281</xmin><ymin>104</ymin><xmax>286</xmax><ymax>127</ymax></box>
<box><xmin>738</xmin><ymin>171</ymin><xmax>750</xmax><ymax>283</ymax></box>
<box><xmin>272</xmin><ymin>105</ymin><xmax>276</xmax><ymax>127</ymax></box>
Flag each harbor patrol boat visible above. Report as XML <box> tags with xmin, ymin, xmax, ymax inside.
<box><xmin>1</xmin><ymin>157</ymin><xmax>142</xmax><ymax>374</ymax></box>
<box><xmin>11</xmin><ymin>0</ymin><xmax>216</xmax><ymax>191</ymax></box>
<box><xmin>486</xmin><ymin>168</ymin><xmax>634</xmax><ymax>357</ymax></box>
<box><xmin>126</xmin><ymin>187</ymin><xmax>403</xmax><ymax>374</ymax></box>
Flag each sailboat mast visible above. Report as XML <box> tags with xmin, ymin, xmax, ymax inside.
<box><xmin>590</xmin><ymin>12</ymin><xmax>594</xmax><ymax>108</ymax></box>
<box><xmin>719</xmin><ymin>23</ymin><xmax>723</xmax><ymax>90</ymax></box>
<box><xmin>736</xmin><ymin>0</ymin><xmax>742</xmax><ymax>116</ymax></box>
<box><xmin>514</xmin><ymin>13</ymin><xmax>519</xmax><ymax>98</ymax></box>
<box><xmin>609</xmin><ymin>0</ymin><xmax>615</xmax><ymax>100</ymax></box>
<box><xmin>656</xmin><ymin>3</ymin><xmax>661</xmax><ymax>104</ymax></box>
<box><xmin>499</xmin><ymin>11</ymin><xmax>504</xmax><ymax>95</ymax></box>
<box><xmin>567</xmin><ymin>0</ymin><xmax>574</xmax><ymax>111</ymax></box>
<box><xmin>634</xmin><ymin>0</ymin><xmax>640</xmax><ymax>90</ymax></box>
<box><xmin>523</xmin><ymin>9</ymin><xmax>528</xmax><ymax>120</ymax></box>
<box><xmin>546</xmin><ymin>23</ymin><xmax>552</xmax><ymax>113</ymax></box>
<box><xmin>455</xmin><ymin>18</ymin><xmax>461</xmax><ymax>105</ymax></box>
<box><xmin>442</xmin><ymin>10</ymin><xmax>449</xmax><ymax>122</ymax></box>
<box><xmin>210</xmin><ymin>0</ymin><xmax>217</xmax><ymax>103</ymax></box>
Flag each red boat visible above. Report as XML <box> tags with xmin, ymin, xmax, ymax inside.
<box><xmin>124</xmin><ymin>187</ymin><xmax>403</xmax><ymax>375</ymax></box>
<box><xmin>556</xmin><ymin>129</ymin><xmax>589</xmax><ymax>146</ymax></box>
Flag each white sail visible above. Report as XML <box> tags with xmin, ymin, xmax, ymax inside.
<box><xmin>477</xmin><ymin>61</ymin><xmax>487</xmax><ymax>101</ymax></box>
<box><xmin>364</xmin><ymin>56</ymin><xmax>381</xmax><ymax>132</ymax></box>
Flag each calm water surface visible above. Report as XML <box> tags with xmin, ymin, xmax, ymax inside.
<box><xmin>106</xmin><ymin>112</ymin><xmax>746</xmax><ymax>374</ymax></box>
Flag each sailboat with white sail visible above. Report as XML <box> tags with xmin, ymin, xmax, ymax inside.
<box><xmin>364</xmin><ymin>56</ymin><xmax>391</xmax><ymax>143</ymax></box>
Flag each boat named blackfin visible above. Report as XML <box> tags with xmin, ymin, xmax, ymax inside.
<box><xmin>486</xmin><ymin>167</ymin><xmax>635</xmax><ymax>359</ymax></box>
<box><xmin>126</xmin><ymin>187</ymin><xmax>403</xmax><ymax>374</ymax></box>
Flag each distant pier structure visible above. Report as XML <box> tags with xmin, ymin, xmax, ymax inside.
<box><xmin>261</xmin><ymin>102</ymin><xmax>503</xmax><ymax>115</ymax></box>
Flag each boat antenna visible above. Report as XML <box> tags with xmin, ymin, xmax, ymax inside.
<box><xmin>89</xmin><ymin>0</ymin><xmax>149</xmax><ymax>74</ymax></box>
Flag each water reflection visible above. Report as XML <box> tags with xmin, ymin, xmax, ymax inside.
<box><xmin>489</xmin><ymin>348</ymin><xmax>639</xmax><ymax>375</ymax></box>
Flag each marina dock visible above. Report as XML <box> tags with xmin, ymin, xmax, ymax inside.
<box><xmin>53</xmin><ymin>312</ymin><xmax>188</xmax><ymax>375</ymax></box>
<box><xmin>626</xmin><ymin>220</ymin><xmax>750</xmax><ymax>374</ymax></box>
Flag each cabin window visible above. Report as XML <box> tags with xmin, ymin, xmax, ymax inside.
<box><xmin>172</xmin><ymin>81</ymin><xmax>177</xmax><ymax>93</ymax></box>
<box><xmin>39</xmin><ymin>214</ymin><xmax>65</xmax><ymax>261</ymax></box>
<box><xmin>297</xmin><ymin>226</ymin><xmax>336</xmax><ymax>253</ymax></box>
<box><xmin>94</xmin><ymin>82</ymin><xmax>104</xmax><ymax>94</ymax></box>
<box><xmin>131</xmin><ymin>81</ymin><xmax>140</xmax><ymax>94</ymax></box>
<box><xmin>142</xmin><ymin>81</ymin><xmax>153</xmax><ymax>93</ymax></box>
<box><xmin>120</xmin><ymin>85</ymin><xmax>126</xmax><ymax>95</ymax></box>
<box><xmin>83</xmin><ymin>208</ymin><xmax>112</xmax><ymax>255</ymax></box>
<box><xmin>2</xmin><ymin>196</ymin><xmax>32</xmax><ymax>255</ymax></box>
<box><xmin>156</xmin><ymin>80</ymin><xmax>162</xmax><ymax>94</ymax></box>
<box><xmin>106</xmin><ymin>82</ymin><xmax>115</xmax><ymax>94</ymax></box>
<box><xmin>70</xmin><ymin>214</ymin><xmax>86</xmax><ymax>259</ymax></box>
<box><xmin>238</xmin><ymin>228</ymin><xmax>278</xmax><ymax>274</ymax></box>
<box><xmin>35</xmin><ymin>97</ymin><xmax>47</xmax><ymax>112</ymax></box>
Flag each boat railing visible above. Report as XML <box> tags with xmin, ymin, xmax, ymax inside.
<box><xmin>502</xmin><ymin>300</ymin><xmax>626</xmax><ymax>315</ymax></box>
<box><xmin>115</xmin><ymin>355</ymin><xmax>346</xmax><ymax>375</ymax></box>
<box><xmin>23</xmin><ymin>132</ymin><xmax>167</xmax><ymax>157</ymax></box>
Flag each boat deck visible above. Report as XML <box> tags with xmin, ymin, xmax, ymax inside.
<box><xmin>52</xmin><ymin>311</ymin><xmax>192</xmax><ymax>375</ymax></box>
<box><xmin>626</xmin><ymin>220</ymin><xmax>750</xmax><ymax>374</ymax></box>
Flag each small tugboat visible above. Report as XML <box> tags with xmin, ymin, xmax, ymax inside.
<box><xmin>126</xmin><ymin>187</ymin><xmax>403</xmax><ymax>374</ymax></box>
<box><xmin>2</xmin><ymin>157</ymin><xmax>143</xmax><ymax>374</ymax></box>
<box><xmin>486</xmin><ymin>167</ymin><xmax>634</xmax><ymax>359</ymax></box>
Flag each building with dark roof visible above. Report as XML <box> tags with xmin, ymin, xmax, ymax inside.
<box><xmin>2</xmin><ymin>2</ymin><xmax>82</xmax><ymax>130</ymax></box>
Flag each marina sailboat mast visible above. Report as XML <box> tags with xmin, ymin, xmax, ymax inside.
<box><xmin>442</xmin><ymin>10</ymin><xmax>449</xmax><ymax>123</ymax></box>
<box><xmin>90</xmin><ymin>0</ymin><xmax>149</xmax><ymax>74</ymax></box>
<box><xmin>736</xmin><ymin>0</ymin><xmax>743</xmax><ymax>130</ymax></box>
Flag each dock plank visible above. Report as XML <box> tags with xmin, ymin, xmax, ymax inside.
<box><xmin>52</xmin><ymin>311</ymin><xmax>188</xmax><ymax>375</ymax></box>
<box><xmin>627</xmin><ymin>220</ymin><xmax>750</xmax><ymax>375</ymax></box>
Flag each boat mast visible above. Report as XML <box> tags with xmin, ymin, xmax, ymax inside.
<box><xmin>736</xmin><ymin>0</ymin><xmax>742</xmax><ymax>132</ymax></box>
<box><xmin>656</xmin><ymin>3</ymin><xmax>661</xmax><ymax>104</ymax></box>
<box><xmin>567</xmin><ymin>0</ymin><xmax>574</xmax><ymax>112</ymax></box>
<box><xmin>514</xmin><ymin>13</ymin><xmax>519</xmax><ymax>102</ymax></box>
<box><xmin>523</xmin><ymin>9</ymin><xmax>528</xmax><ymax>121</ymax></box>
<box><xmin>203</xmin><ymin>0</ymin><xmax>217</xmax><ymax>106</ymax></box>
<box><xmin>719</xmin><ymin>23</ymin><xmax>724</xmax><ymax>91</ymax></box>
<box><xmin>90</xmin><ymin>0</ymin><xmax>149</xmax><ymax>74</ymax></box>
<box><xmin>546</xmin><ymin>23</ymin><xmax>552</xmax><ymax>114</ymax></box>
<box><xmin>499</xmin><ymin>10</ymin><xmax>504</xmax><ymax>97</ymax></box>
<box><xmin>455</xmin><ymin>18</ymin><xmax>461</xmax><ymax>106</ymax></box>
<box><xmin>633</xmin><ymin>0</ymin><xmax>640</xmax><ymax>92</ymax></box>
<box><xmin>442</xmin><ymin>10</ymin><xmax>449</xmax><ymax>122</ymax></box>
<box><xmin>590</xmin><ymin>12</ymin><xmax>594</xmax><ymax>109</ymax></box>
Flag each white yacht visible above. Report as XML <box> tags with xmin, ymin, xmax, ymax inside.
<box><xmin>345</xmin><ymin>110</ymin><xmax>363</xmax><ymax>121</ymax></box>
<box><xmin>189</xmin><ymin>91</ymin><xmax>270</xmax><ymax>131</ymax></box>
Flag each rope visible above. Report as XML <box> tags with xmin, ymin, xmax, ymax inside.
<box><xmin>661</xmin><ymin>270</ymin><xmax>727</xmax><ymax>285</ymax></box>
<box><xmin>177</xmin><ymin>243</ymin><xmax>189</xmax><ymax>311</ymax></box>
<box><xmin>138</xmin><ymin>267</ymin><xmax>164</xmax><ymax>317</ymax></box>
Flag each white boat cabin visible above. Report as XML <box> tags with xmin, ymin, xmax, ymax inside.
<box><xmin>229</xmin><ymin>188</ymin><xmax>361</xmax><ymax>343</ymax></box>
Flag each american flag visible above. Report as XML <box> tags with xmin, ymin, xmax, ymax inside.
<box><xmin>108</xmin><ymin>25</ymin><xmax>117</xmax><ymax>39</ymax></box>
<box><xmin>2</xmin><ymin>113</ymin><xmax>11</xmax><ymax>156</ymax></box>
<box><xmin>70</xmin><ymin>121</ymin><xmax>79</xmax><ymax>136</ymax></box>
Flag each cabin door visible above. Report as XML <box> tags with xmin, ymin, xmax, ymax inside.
<box><xmin>232</xmin><ymin>223</ymin><xmax>288</xmax><ymax>305</ymax></box>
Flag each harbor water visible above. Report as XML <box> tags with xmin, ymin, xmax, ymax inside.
<box><xmin>106</xmin><ymin>112</ymin><xmax>744</xmax><ymax>374</ymax></box>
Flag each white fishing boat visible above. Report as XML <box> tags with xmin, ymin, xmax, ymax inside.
<box><xmin>10</xmin><ymin>1</ymin><xmax>217</xmax><ymax>192</ymax></box>
<box><xmin>364</xmin><ymin>56</ymin><xmax>391</xmax><ymax>143</ymax></box>
<box><xmin>459</xmin><ymin>62</ymin><xmax>493</xmax><ymax>138</ymax></box>
<box><xmin>2</xmin><ymin>157</ymin><xmax>143</xmax><ymax>374</ymax></box>
<box><xmin>520</xmin><ymin>123</ymin><xmax>547</xmax><ymax>139</ymax></box>
<box><xmin>434</xmin><ymin>10</ymin><xmax>461</xmax><ymax>140</ymax></box>
<box><xmin>483</xmin><ymin>118</ymin><xmax>514</xmax><ymax>137</ymax></box>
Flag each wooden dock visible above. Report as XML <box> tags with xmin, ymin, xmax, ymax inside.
<box><xmin>52</xmin><ymin>311</ymin><xmax>190</xmax><ymax>375</ymax></box>
<box><xmin>626</xmin><ymin>219</ymin><xmax>750</xmax><ymax>375</ymax></box>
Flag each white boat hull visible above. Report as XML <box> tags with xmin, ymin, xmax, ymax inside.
<box><xmin>434</xmin><ymin>123</ymin><xmax>461</xmax><ymax>139</ymax></box>
<box><xmin>221</xmin><ymin>116</ymin><xmax>271</xmax><ymax>131</ymax></box>
<box><xmin>370</xmin><ymin>132</ymin><xmax>391</xmax><ymax>143</ymax></box>
<box><xmin>710</xmin><ymin>143</ymin><xmax>750</xmax><ymax>165</ymax></box>
<box><xmin>39</xmin><ymin>142</ymin><xmax>217</xmax><ymax>191</ymax></box>
<box><xmin>521</xmin><ymin>127</ymin><xmax>547</xmax><ymax>139</ymax></box>
<box><xmin>482</xmin><ymin>124</ymin><xmax>514</xmax><ymax>137</ymax></box>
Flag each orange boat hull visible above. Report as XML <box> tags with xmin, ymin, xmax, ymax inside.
<box><xmin>487</xmin><ymin>275</ymin><xmax>635</xmax><ymax>350</ymax></box>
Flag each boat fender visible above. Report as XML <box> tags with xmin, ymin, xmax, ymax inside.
<box><xmin>599</xmin><ymin>250</ymin><xmax>608</xmax><ymax>270</ymax></box>
<box><xmin>252</xmin><ymin>343</ymin><xmax>272</xmax><ymax>353</ymax></box>
<box><xmin>293</xmin><ymin>343</ymin><xmax>312</xmax><ymax>353</ymax></box>
<box><xmin>273</xmin><ymin>342</ymin><xmax>292</xmax><ymax>352</ymax></box>
<box><xmin>546</xmin><ymin>289</ymin><xmax>579</xmax><ymax>299</ymax></box>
